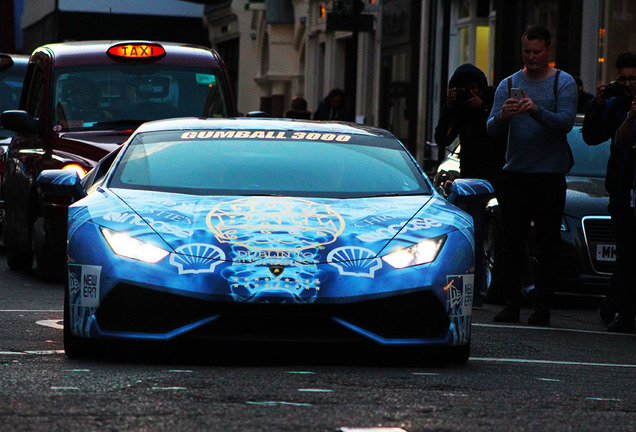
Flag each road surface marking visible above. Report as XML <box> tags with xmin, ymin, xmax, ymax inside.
<box><xmin>339</xmin><ymin>428</ymin><xmax>408</xmax><ymax>432</ymax></box>
<box><xmin>297</xmin><ymin>388</ymin><xmax>333</xmax><ymax>392</ymax></box>
<box><xmin>247</xmin><ymin>401</ymin><xmax>313</xmax><ymax>407</ymax></box>
<box><xmin>474</xmin><ymin>323</ymin><xmax>635</xmax><ymax>337</ymax></box>
<box><xmin>471</xmin><ymin>357</ymin><xmax>636</xmax><ymax>368</ymax></box>
<box><xmin>0</xmin><ymin>310</ymin><xmax>62</xmax><ymax>313</ymax></box>
<box><xmin>35</xmin><ymin>320</ymin><xmax>64</xmax><ymax>330</ymax></box>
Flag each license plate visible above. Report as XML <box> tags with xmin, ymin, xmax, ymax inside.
<box><xmin>596</xmin><ymin>244</ymin><xmax>616</xmax><ymax>261</ymax></box>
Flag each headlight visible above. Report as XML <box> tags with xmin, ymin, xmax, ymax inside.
<box><xmin>382</xmin><ymin>234</ymin><xmax>447</xmax><ymax>269</ymax></box>
<box><xmin>101</xmin><ymin>227</ymin><xmax>170</xmax><ymax>263</ymax></box>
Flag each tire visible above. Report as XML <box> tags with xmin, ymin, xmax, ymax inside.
<box><xmin>4</xmin><ymin>218</ymin><xmax>33</xmax><ymax>271</ymax></box>
<box><xmin>439</xmin><ymin>341</ymin><xmax>471</xmax><ymax>364</ymax></box>
<box><xmin>32</xmin><ymin>216</ymin><xmax>64</xmax><ymax>282</ymax></box>
<box><xmin>483</xmin><ymin>216</ymin><xmax>505</xmax><ymax>305</ymax></box>
<box><xmin>63</xmin><ymin>277</ymin><xmax>96</xmax><ymax>359</ymax></box>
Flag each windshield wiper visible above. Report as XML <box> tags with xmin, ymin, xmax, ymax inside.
<box><xmin>358</xmin><ymin>192</ymin><xmax>429</xmax><ymax>199</ymax></box>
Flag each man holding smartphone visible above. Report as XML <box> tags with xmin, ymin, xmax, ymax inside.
<box><xmin>486</xmin><ymin>25</ymin><xmax>578</xmax><ymax>325</ymax></box>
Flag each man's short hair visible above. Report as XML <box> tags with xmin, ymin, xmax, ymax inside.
<box><xmin>522</xmin><ymin>25</ymin><xmax>551</xmax><ymax>47</ymax></box>
<box><xmin>615</xmin><ymin>52</ymin><xmax>636</xmax><ymax>69</ymax></box>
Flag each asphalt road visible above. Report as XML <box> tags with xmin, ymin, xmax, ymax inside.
<box><xmin>1</xmin><ymin>251</ymin><xmax>635</xmax><ymax>432</ymax></box>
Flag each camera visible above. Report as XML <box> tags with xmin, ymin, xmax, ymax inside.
<box><xmin>455</xmin><ymin>87</ymin><xmax>472</xmax><ymax>103</ymax></box>
<box><xmin>602</xmin><ymin>80</ymin><xmax>625</xmax><ymax>99</ymax></box>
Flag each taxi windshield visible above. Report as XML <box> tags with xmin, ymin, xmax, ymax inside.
<box><xmin>108</xmin><ymin>130</ymin><xmax>431</xmax><ymax>198</ymax></box>
<box><xmin>51</xmin><ymin>66</ymin><xmax>228</xmax><ymax>132</ymax></box>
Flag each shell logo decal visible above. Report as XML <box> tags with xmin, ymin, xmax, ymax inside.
<box><xmin>327</xmin><ymin>246</ymin><xmax>382</xmax><ymax>278</ymax></box>
<box><xmin>169</xmin><ymin>243</ymin><xmax>226</xmax><ymax>274</ymax></box>
<box><xmin>206</xmin><ymin>197</ymin><xmax>345</xmax><ymax>252</ymax></box>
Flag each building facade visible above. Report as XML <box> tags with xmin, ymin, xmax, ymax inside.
<box><xmin>13</xmin><ymin>0</ymin><xmax>633</xmax><ymax>171</ymax></box>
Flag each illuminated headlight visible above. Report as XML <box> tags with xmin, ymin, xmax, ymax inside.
<box><xmin>101</xmin><ymin>227</ymin><xmax>169</xmax><ymax>263</ymax></box>
<box><xmin>382</xmin><ymin>234</ymin><xmax>447</xmax><ymax>269</ymax></box>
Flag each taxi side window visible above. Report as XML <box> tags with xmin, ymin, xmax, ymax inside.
<box><xmin>25</xmin><ymin>66</ymin><xmax>45</xmax><ymax>119</ymax></box>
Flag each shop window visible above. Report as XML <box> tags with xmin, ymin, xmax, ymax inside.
<box><xmin>598</xmin><ymin>0</ymin><xmax>636</xmax><ymax>83</ymax></box>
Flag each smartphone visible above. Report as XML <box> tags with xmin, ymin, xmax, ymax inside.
<box><xmin>510</xmin><ymin>88</ymin><xmax>523</xmax><ymax>100</ymax></box>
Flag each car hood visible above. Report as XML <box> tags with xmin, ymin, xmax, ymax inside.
<box><xmin>565</xmin><ymin>176</ymin><xmax>609</xmax><ymax>217</ymax></box>
<box><xmin>72</xmin><ymin>189</ymin><xmax>472</xmax><ymax>264</ymax></box>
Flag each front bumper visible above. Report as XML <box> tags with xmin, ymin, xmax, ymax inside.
<box><xmin>67</xmin><ymin>220</ymin><xmax>474</xmax><ymax>348</ymax></box>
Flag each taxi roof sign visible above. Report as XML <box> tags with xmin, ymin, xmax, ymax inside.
<box><xmin>107</xmin><ymin>42</ymin><xmax>166</xmax><ymax>60</ymax></box>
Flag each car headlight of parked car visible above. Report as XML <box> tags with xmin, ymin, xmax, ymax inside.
<box><xmin>382</xmin><ymin>234</ymin><xmax>447</xmax><ymax>269</ymax></box>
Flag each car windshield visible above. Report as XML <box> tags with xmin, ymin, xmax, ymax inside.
<box><xmin>0</xmin><ymin>58</ymin><xmax>27</xmax><ymax>139</ymax></box>
<box><xmin>51</xmin><ymin>66</ymin><xmax>228</xmax><ymax>132</ymax></box>
<box><xmin>108</xmin><ymin>130</ymin><xmax>431</xmax><ymax>198</ymax></box>
<box><xmin>567</xmin><ymin>126</ymin><xmax>610</xmax><ymax>178</ymax></box>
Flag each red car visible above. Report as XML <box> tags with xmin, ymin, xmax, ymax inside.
<box><xmin>1</xmin><ymin>41</ymin><xmax>237</xmax><ymax>280</ymax></box>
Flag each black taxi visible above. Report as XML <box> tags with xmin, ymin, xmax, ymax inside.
<box><xmin>1</xmin><ymin>41</ymin><xmax>237</xmax><ymax>280</ymax></box>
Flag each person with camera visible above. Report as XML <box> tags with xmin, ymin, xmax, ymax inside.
<box><xmin>434</xmin><ymin>63</ymin><xmax>507</xmax><ymax>307</ymax></box>
<box><xmin>487</xmin><ymin>26</ymin><xmax>578</xmax><ymax>326</ymax></box>
<box><xmin>583</xmin><ymin>52</ymin><xmax>636</xmax><ymax>333</ymax></box>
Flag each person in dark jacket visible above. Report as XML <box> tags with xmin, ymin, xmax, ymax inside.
<box><xmin>285</xmin><ymin>96</ymin><xmax>312</xmax><ymax>120</ymax></box>
<box><xmin>435</xmin><ymin>63</ymin><xmax>507</xmax><ymax>307</ymax></box>
<box><xmin>313</xmin><ymin>88</ymin><xmax>353</xmax><ymax>121</ymax></box>
<box><xmin>434</xmin><ymin>63</ymin><xmax>506</xmax><ymax>187</ymax></box>
<box><xmin>583</xmin><ymin>52</ymin><xmax>636</xmax><ymax>333</ymax></box>
<box><xmin>574</xmin><ymin>75</ymin><xmax>595</xmax><ymax>114</ymax></box>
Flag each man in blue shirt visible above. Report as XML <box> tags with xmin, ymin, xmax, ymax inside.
<box><xmin>487</xmin><ymin>26</ymin><xmax>578</xmax><ymax>325</ymax></box>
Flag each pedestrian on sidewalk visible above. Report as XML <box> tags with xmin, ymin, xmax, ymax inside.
<box><xmin>486</xmin><ymin>25</ymin><xmax>578</xmax><ymax>326</ymax></box>
<box><xmin>583</xmin><ymin>51</ymin><xmax>636</xmax><ymax>333</ymax></box>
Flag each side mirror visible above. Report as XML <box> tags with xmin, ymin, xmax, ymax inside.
<box><xmin>37</xmin><ymin>169</ymin><xmax>87</xmax><ymax>205</ymax></box>
<box><xmin>1</xmin><ymin>110</ymin><xmax>42</xmax><ymax>134</ymax></box>
<box><xmin>446</xmin><ymin>178</ymin><xmax>494</xmax><ymax>206</ymax></box>
<box><xmin>245</xmin><ymin>111</ymin><xmax>271</xmax><ymax>118</ymax></box>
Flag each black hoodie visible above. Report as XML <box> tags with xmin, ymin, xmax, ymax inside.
<box><xmin>434</xmin><ymin>63</ymin><xmax>506</xmax><ymax>188</ymax></box>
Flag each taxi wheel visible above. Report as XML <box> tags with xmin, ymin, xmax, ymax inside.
<box><xmin>4</xmin><ymin>219</ymin><xmax>33</xmax><ymax>271</ymax></box>
<box><xmin>32</xmin><ymin>217</ymin><xmax>64</xmax><ymax>282</ymax></box>
<box><xmin>437</xmin><ymin>339</ymin><xmax>471</xmax><ymax>364</ymax></box>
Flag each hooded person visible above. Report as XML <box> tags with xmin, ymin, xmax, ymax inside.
<box><xmin>434</xmin><ymin>63</ymin><xmax>506</xmax><ymax>187</ymax></box>
<box><xmin>313</xmin><ymin>88</ymin><xmax>353</xmax><ymax>121</ymax></box>
<box><xmin>434</xmin><ymin>64</ymin><xmax>509</xmax><ymax>308</ymax></box>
